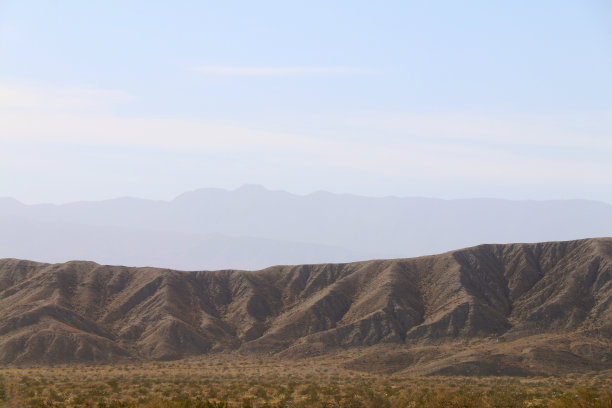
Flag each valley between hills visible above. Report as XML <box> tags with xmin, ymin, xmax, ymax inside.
<box><xmin>0</xmin><ymin>238</ymin><xmax>610</xmax><ymax>377</ymax></box>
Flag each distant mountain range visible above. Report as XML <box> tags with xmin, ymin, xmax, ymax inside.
<box><xmin>1</xmin><ymin>184</ymin><xmax>611</xmax><ymax>269</ymax></box>
<box><xmin>1</xmin><ymin>238</ymin><xmax>610</xmax><ymax>375</ymax></box>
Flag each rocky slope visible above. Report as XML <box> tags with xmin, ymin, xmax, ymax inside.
<box><xmin>0</xmin><ymin>238</ymin><xmax>610</xmax><ymax>375</ymax></box>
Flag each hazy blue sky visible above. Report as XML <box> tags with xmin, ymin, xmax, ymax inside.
<box><xmin>1</xmin><ymin>1</ymin><xmax>611</xmax><ymax>203</ymax></box>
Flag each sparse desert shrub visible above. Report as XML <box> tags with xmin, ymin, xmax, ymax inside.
<box><xmin>0</xmin><ymin>361</ymin><xmax>610</xmax><ymax>408</ymax></box>
<box><xmin>97</xmin><ymin>400</ymin><xmax>137</xmax><ymax>408</ymax></box>
<box><xmin>549</xmin><ymin>387</ymin><xmax>612</xmax><ymax>408</ymax></box>
<box><xmin>253</xmin><ymin>386</ymin><xmax>268</xmax><ymax>399</ymax></box>
<box><xmin>106</xmin><ymin>378</ymin><xmax>120</xmax><ymax>393</ymax></box>
<box><xmin>339</xmin><ymin>394</ymin><xmax>365</xmax><ymax>408</ymax></box>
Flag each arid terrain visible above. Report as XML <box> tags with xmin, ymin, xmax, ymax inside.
<box><xmin>0</xmin><ymin>358</ymin><xmax>610</xmax><ymax>407</ymax></box>
<box><xmin>0</xmin><ymin>237</ymin><xmax>610</xmax><ymax>379</ymax></box>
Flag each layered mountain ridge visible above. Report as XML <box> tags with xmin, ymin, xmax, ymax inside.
<box><xmin>0</xmin><ymin>238</ymin><xmax>610</xmax><ymax>375</ymax></box>
<box><xmin>2</xmin><ymin>185</ymin><xmax>612</xmax><ymax>270</ymax></box>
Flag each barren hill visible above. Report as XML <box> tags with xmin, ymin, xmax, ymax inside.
<box><xmin>1</xmin><ymin>238</ymin><xmax>611</xmax><ymax>375</ymax></box>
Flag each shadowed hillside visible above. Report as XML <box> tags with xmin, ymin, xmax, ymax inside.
<box><xmin>0</xmin><ymin>238</ymin><xmax>610</xmax><ymax>375</ymax></box>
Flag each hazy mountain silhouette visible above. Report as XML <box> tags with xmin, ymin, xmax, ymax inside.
<box><xmin>1</xmin><ymin>185</ymin><xmax>611</xmax><ymax>269</ymax></box>
<box><xmin>1</xmin><ymin>238</ymin><xmax>610</xmax><ymax>375</ymax></box>
<box><xmin>0</xmin><ymin>216</ymin><xmax>360</xmax><ymax>270</ymax></box>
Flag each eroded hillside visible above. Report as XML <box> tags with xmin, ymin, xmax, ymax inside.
<box><xmin>0</xmin><ymin>238</ymin><xmax>610</xmax><ymax>375</ymax></box>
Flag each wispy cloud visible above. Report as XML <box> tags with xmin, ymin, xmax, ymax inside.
<box><xmin>0</xmin><ymin>80</ymin><xmax>132</xmax><ymax>112</ymax></box>
<box><xmin>185</xmin><ymin>64</ymin><xmax>376</xmax><ymax>76</ymax></box>
<box><xmin>1</xmin><ymin>80</ymin><xmax>611</xmax><ymax>190</ymax></box>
